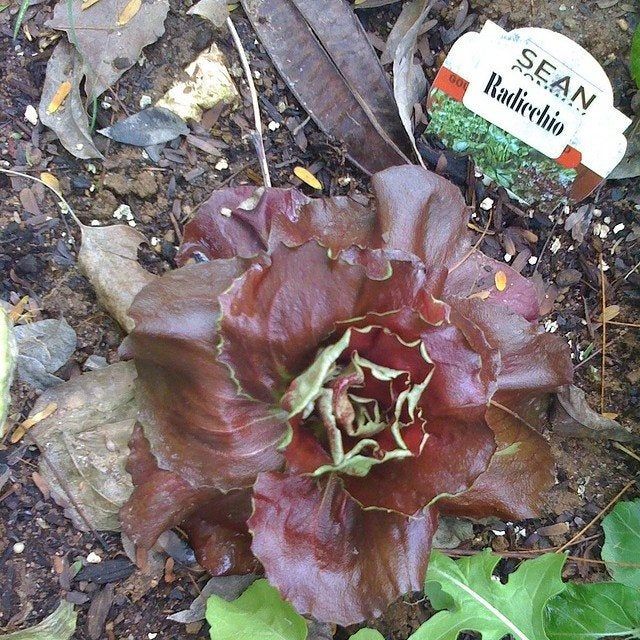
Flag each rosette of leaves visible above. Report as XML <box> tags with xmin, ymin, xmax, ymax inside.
<box><xmin>119</xmin><ymin>165</ymin><xmax>572</xmax><ymax>625</ymax></box>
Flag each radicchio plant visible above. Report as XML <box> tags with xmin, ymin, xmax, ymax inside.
<box><xmin>120</xmin><ymin>166</ymin><xmax>572</xmax><ymax>625</ymax></box>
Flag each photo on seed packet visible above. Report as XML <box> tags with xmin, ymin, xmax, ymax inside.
<box><xmin>427</xmin><ymin>88</ymin><xmax>578</xmax><ymax>206</ymax></box>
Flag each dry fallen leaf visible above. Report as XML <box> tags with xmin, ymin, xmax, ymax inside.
<box><xmin>29</xmin><ymin>361</ymin><xmax>138</xmax><ymax>531</ymax></box>
<box><xmin>242</xmin><ymin>0</ymin><xmax>411</xmax><ymax>175</ymax></box>
<box><xmin>46</xmin><ymin>80</ymin><xmax>72</xmax><ymax>114</ymax></box>
<box><xmin>293</xmin><ymin>166</ymin><xmax>322</xmax><ymax>190</ymax></box>
<box><xmin>117</xmin><ymin>0</ymin><xmax>142</xmax><ymax>25</ymax></box>
<box><xmin>78</xmin><ymin>224</ymin><xmax>156</xmax><ymax>332</ymax></box>
<box><xmin>187</xmin><ymin>0</ymin><xmax>229</xmax><ymax>27</ymax></box>
<box><xmin>551</xmin><ymin>384</ymin><xmax>640</xmax><ymax>444</ymax></box>
<box><xmin>495</xmin><ymin>270</ymin><xmax>507</xmax><ymax>292</ymax></box>
<box><xmin>38</xmin><ymin>40</ymin><xmax>103</xmax><ymax>159</ymax></box>
<box><xmin>11</xmin><ymin>402</ymin><xmax>58</xmax><ymax>443</ymax></box>
<box><xmin>596</xmin><ymin>304</ymin><xmax>621</xmax><ymax>323</ymax></box>
<box><xmin>48</xmin><ymin>0</ymin><xmax>169</xmax><ymax>99</ymax></box>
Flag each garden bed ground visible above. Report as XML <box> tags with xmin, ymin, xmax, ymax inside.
<box><xmin>0</xmin><ymin>1</ymin><xmax>638</xmax><ymax>638</ymax></box>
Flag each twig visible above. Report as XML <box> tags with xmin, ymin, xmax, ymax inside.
<box><xmin>555</xmin><ymin>477</ymin><xmax>638</xmax><ymax>554</ymax></box>
<box><xmin>489</xmin><ymin>400</ymin><xmax>537</xmax><ymax>431</ymax></box>
<box><xmin>613</xmin><ymin>442</ymin><xmax>640</xmax><ymax>464</ymax></box>
<box><xmin>599</xmin><ymin>253</ymin><xmax>607</xmax><ymax>413</ymax></box>
<box><xmin>532</xmin><ymin>207</ymin><xmax>561</xmax><ymax>275</ymax></box>
<box><xmin>623</xmin><ymin>258</ymin><xmax>640</xmax><ymax>281</ymax></box>
<box><xmin>449</xmin><ymin>210</ymin><xmax>492</xmax><ymax>273</ymax></box>
<box><xmin>226</xmin><ymin>16</ymin><xmax>271</xmax><ymax>188</ymax></box>
<box><xmin>608</xmin><ymin>320</ymin><xmax>640</xmax><ymax>329</ymax></box>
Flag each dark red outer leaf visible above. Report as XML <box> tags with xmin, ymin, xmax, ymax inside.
<box><xmin>249</xmin><ymin>472</ymin><xmax>438</xmax><ymax>626</ymax></box>
<box><xmin>122</xmin><ymin>426</ymin><xmax>259</xmax><ymax>574</ymax></box>
<box><xmin>342</xmin><ymin>406</ymin><xmax>496</xmax><ymax>515</ymax></box>
<box><xmin>241</xmin><ymin>0</ymin><xmax>412</xmax><ymax>175</ymax></box>
<box><xmin>127</xmin><ymin>260</ymin><xmax>287</xmax><ymax>491</ymax></box>
<box><xmin>177</xmin><ymin>187</ymin><xmax>309</xmax><ymax>265</ymax></box>
<box><xmin>439</xmin><ymin>397</ymin><xmax>555</xmax><ymax>520</ymax></box>
<box><xmin>451</xmin><ymin>299</ymin><xmax>573</xmax><ymax>394</ymax></box>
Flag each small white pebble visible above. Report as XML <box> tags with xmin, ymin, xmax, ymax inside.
<box><xmin>86</xmin><ymin>551</ymin><xmax>102</xmax><ymax>564</ymax></box>
<box><xmin>593</xmin><ymin>208</ymin><xmax>602</xmax><ymax>218</ymax></box>
<box><xmin>603</xmin><ymin>216</ymin><xmax>611</xmax><ymax>224</ymax></box>
<box><xmin>86</xmin><ymin>163</ymin><xmax>97</xmax><ymax>174</ymax></box>
<box><xmin>148</xmin><ymin>634</ymin><xmax>158</xmax><ymax>640</ymax></box>
<box><xmin>13</xmin><ymin>542</ymin><xmax>25</xmax><ymax>554</ymax></box>
<box><xmin>150</xmin><ymin>236</ymin><xmax>159</xmax><ymax>246</ymax></box>
<box><xmin>544</xmin><ymin>319</ymin><xmax>559</xmax><ymax>333</ymax></box>
<box><xmin>267</xmin><ymin>121</ymin><xmax>280</xmax><ymax>131</ymax></box>
<box><xmin>504</xmin><ymin>253</ymin><xmax>512</xmax><ymax>262</ymax></box>
<box><xmin>480</xmin><ymin>197</ymin><xmax>494</xmax><ymax>210</ymax></box>
<box><xmin>613</xmin><ymin>223</ymin><xmax>625</xmax><ymax>234</ymax></box>
<box><xmin>101</xmin><ymin>100</ymin><xmax>112</xmax><ymax>110</ymax></box>
<box><xmin>113</xmin><ymin>204</ymin><xmax>132</xmax><ymax>220</ymax></box>
<box><xmin>90</xmin><ymin>219</ymin><xmax>100</xmax><ymax>226</ymax></box>
<box><xmin>76</xmin><ymin>143</ymin><xmax>84</xmax><ymax>151</ymax></box>
<box><xmin>139</xmin><ymin>94</ymin><xmax>152</xmax><ymax>109</ymax></box>
<box><xmin>215</xmin><ymin>158</ymin><xmax>229</xmax><ymax>171</ymax></box>
<box><xmin>491</xmin><ymin>530</ymin><xmax>506</xmax><ymax>536</ymax></box>
<box><xmin>220</xmin><ymin>207</ymin><xmax>232</xmax><ymax>217</ymax></box>
<box><xmin>24</xmin><ymin>105</ymin><xmax>38</xmax><ymax>125</ymax></box>
<box><xmin>550</xmin><ymin>237</ymin><xmax>562</xmax><ymax>254</ymax></box>
<box><xmin>252</xmin><ymin>70</ymin><xmax>261</xmax><ymax>79</ymax></box>
<box><xmin>338</xmin><ymin>176</ymin><xmax>352</xmax><ymax>187</ymax></box>
<box><xmin>127</xmin><ymin>220</ymin><xmax>137</xmax><ymax>227</ymax></box>
<box><xmin>528</xmin><ymin>256</ymin><xmax>538</xmax><ymax>265</ymax></box>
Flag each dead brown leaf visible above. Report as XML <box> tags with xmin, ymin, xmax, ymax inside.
<box><xmin>29</xmin><ymin>362</ymin><xmax>138</xmax><ymax>531</ymax></box>
<box><xmin>550</xmin><ymin>384</ymin><xmax>640</xmax><ymax>444</ymax></box>
<box><xmin>78</xmin><ymin>224</ymin><xmax>156</xmax><ymax>333</ymax></box>
<box><xmin>48</xmin><ymin>0</ymin><xmax>170</xmax><ymax>99</ymax></box>
<box><xmin>242</xmin><ymin>0</ymin><xmax>411</xmax><ymax>174</ymax></box>
<box><xmin>38</xmin><ymin>41</ymin><xmax>103</xmax><ymax>160</ymax></box>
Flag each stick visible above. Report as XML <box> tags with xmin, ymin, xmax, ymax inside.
<box><xmin>226</xmin><ymin>16</ymin><xmax>272</xmax><ymax>188</ymax></box>
<box><xmin>599</xmin><ymin>254</ymin><xmax>607</xmax><ymax>413</ymax></box>
<box><xmin>555</xmin><ymin>477</ymin><xmax>637</xmax><ymax>554</ymax></box>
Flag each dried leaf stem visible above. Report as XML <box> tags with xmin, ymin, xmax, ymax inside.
<box><xmin>599</xmin><ymin>253</ymin><xmax>607</xmax><ymax>413</ymax></box>
<box><xmin>449</xmin><ymin>210</ymin><xmax>492</xmax><ymax>273</ymax></box>
<box><xmin>555</xmin><ymin>477</ymin><xmax>638</xmax><ymax>554</ymax></box>
<box><xmin>226</xmin><ymin>16</ymin><xmax>272</xmax><ymax>188</ymax></box>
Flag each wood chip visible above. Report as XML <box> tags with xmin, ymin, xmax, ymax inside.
<box><xmin>536</xmin><ymin>522</ymin><xmax>570</xmax><ymax>537</ymax></box>
<box><xmin>293</xmin><ymin>166</ymin><xmax>322</xmax><ymax>190</ymax></box>
<box><xmin>10</xmin><ymin>402</ymin><xmax>57</xmax><ymax>443</ymax></box>
<box><xmin>494</xmin><ymin>270</ymin><xmax>507</xmax><ymax>292</ymax></box>
<box><xmin>46</xmin><ymin>81</ymin><xmax>72</xmax><ymax>114</ymax></box>
<box><xmin>40</xmin><ymin>172</ymin><xmax>61</xmax><ymax>193</ymax></box>
<box><xmin>117</xmin><ymin>0</ymin><xmax>141</xmax><ymax>25</ymax></box>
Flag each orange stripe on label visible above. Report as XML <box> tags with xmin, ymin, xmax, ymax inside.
<box><xmin>433</xmin><ymin>68</ymin><xmax>469</xmax><ymax>102</ymax></box>
<box><xmin>556</xmin><ymin>145</ymin><xmax>582</xmax><ymax>169</ymax></box>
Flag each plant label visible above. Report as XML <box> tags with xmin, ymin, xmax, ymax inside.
<box><xmin>427</xmin><ymin>21</ymin><xmax>631</xmax><ymax>207</ymax></box>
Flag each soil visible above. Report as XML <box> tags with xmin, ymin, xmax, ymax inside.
<box><xmin>1</xmin><ymin>1</ymin><xmax>638</xmax><ymax>639</ymax></box>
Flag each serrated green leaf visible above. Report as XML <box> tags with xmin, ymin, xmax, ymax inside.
<box><xmin>631</xmin><ymin>25</ymin><xmax>640</xmax><ymax>89</ymax></box>
<box><xmin>602</xmin><ymin>499</ymin><xmax>640</xmax><ymax>589</ymax></box>
<box><xmin>350</xmin><ymin>631</ymin><xmax>385</xmax><ymax>640</ymax></box>
<box><xmin>2</xmin><ymin>600</ymin><xmax>77</xmax><ymax>640</ymax></box>
<box><xmin>545</xmin><ymin>582</ymin><xmax>640</xmax><ymax>640</ymax></box>
<box><xmin>206</xmin><ymin>578</ymin><xmax>308</xmax><ymax>640</ymax></box>
<box><xmin>413</xmin><ymin>550</ymin><xmax>566</xmax><ymax>640</ymax></box>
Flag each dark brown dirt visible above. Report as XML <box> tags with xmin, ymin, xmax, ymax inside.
<box><xmin>1</xmin><ymin>0</ymin><xmax>638</xmax><ymax>639</ymax></box>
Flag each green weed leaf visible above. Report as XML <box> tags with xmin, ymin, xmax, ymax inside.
<box><xmin>631</xmin><ymin>26</ymin><xmax>640</xmax><ymax>89</ymax></box>
<box><xmin>206</xmin><ymin>578</ymin><xmax>308</xmax><ymax>640</ymax></box>
<box><xmin>413</xmin><ymin>549</ymin><xmax>566</xmax><ymax>640</ymax></box>
<box><xmin>351</xmin><ymin>631</ymin><xmax>386</xmax><ymax>640</ymax></box>
<box><xmin>545</xmin><ymin>582</ymin><xmax>640</xmax><ymax>640</ymax></box>
<box><xmin>602</xmin><ymin>498</ymin><xmax>640</xmax><ymax>589</ymax></box>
